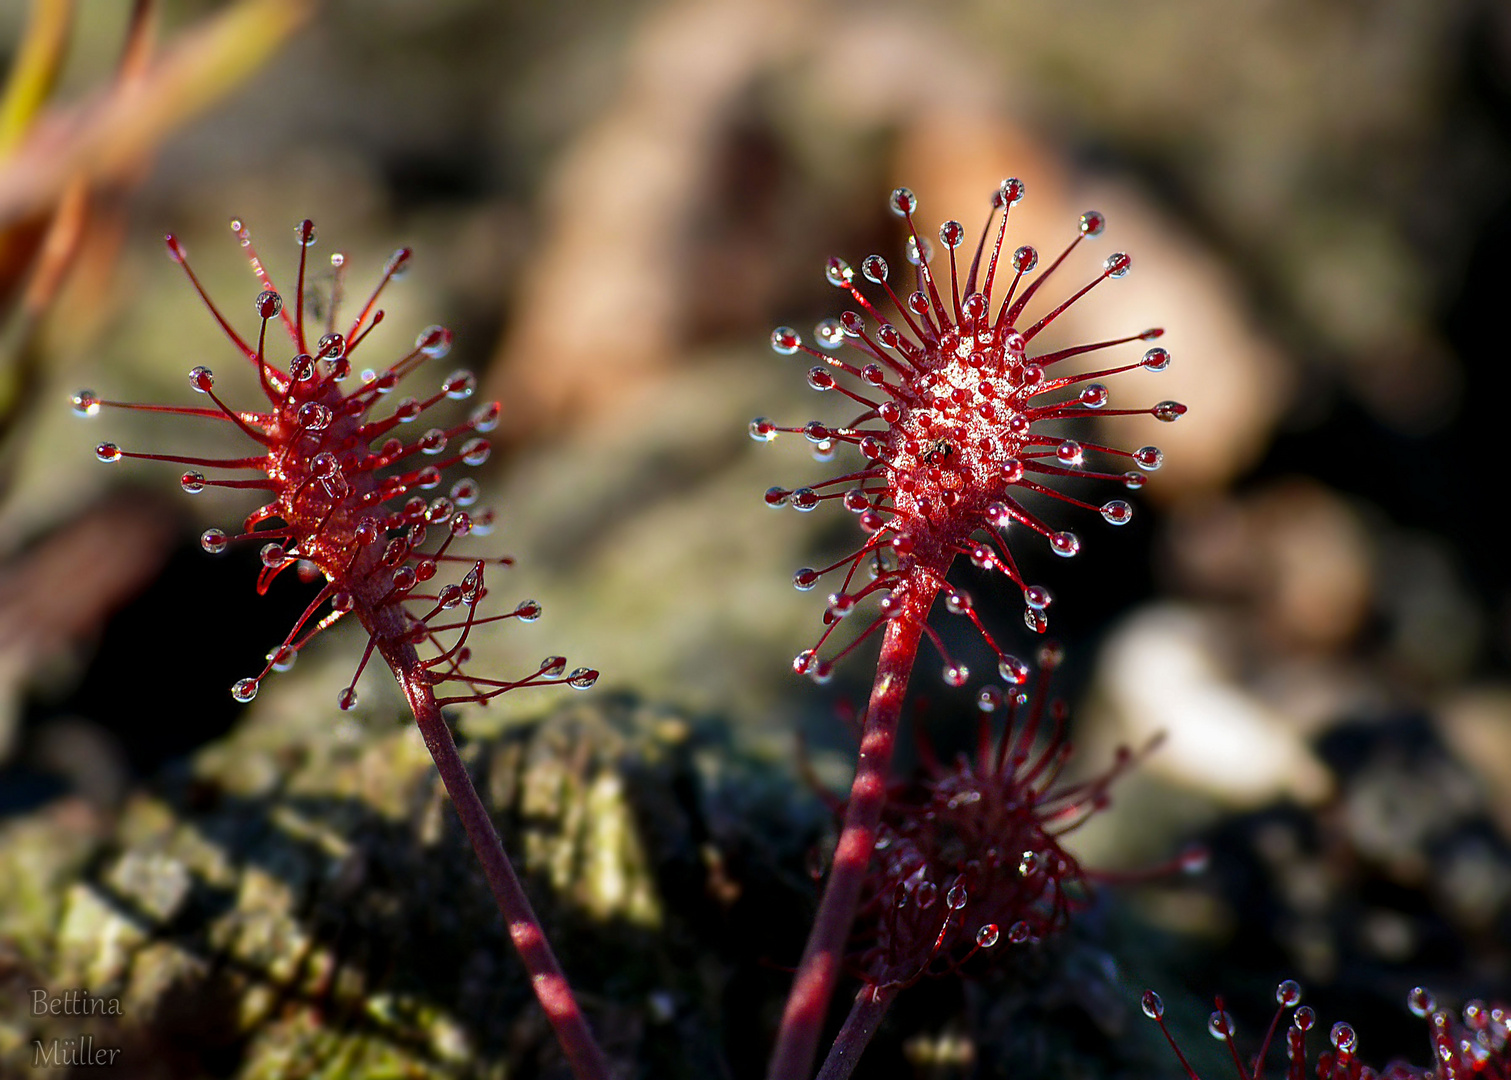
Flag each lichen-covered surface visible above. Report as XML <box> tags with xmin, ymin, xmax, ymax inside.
<box><xmin>0</xmin><ymin>697</ymin><xmax>829</xmax><ymax>1078</ymax></box>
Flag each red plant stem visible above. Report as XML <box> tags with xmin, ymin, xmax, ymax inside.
<box><xmin>766</xmin><ymin>600</ymin><xmax>931</xmax><ymax>1080</ymax></box>
<box><xmin>393</xmin><ymin>663</ymin><xmax>612</xmax><ymax>1080</ymax></box>
<box><xmin>815</xmin><ymin>983</ymin><xmax>900</xmax><ymax>1080</ymax></box>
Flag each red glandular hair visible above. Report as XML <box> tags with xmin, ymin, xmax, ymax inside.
<box><xmin>76</xmin><ymin>219</ymin><xmax>596</xmax><ymax>709</ymax></box>
<box><xmin>1142</xmin><ymin>982</ymin><xmax>1509</xmax><ymax>1080</ymax></box>
<box><xmin>846</xmin><ymin>647</ymin><xmax>1158</xmax><ymax>990</ymax></box>
<box><xmin>753</xmin><ymin>182</ymin><xmax>1184</xmax><ymax>685</ymax></box>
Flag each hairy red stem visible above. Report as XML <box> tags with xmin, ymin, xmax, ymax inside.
<box><xmin>815</xmin><ymin>983</ymin><xmax>900</xmax><ymax>1080</ymax></box>
<box><xmin>393</xmin><ymin>661</ymin><xmax>612</xmax><ymax>1080</ymax></box>
<box><xmin>767</xmin><ymin>599</ymin><xmax>931</xmax><ymax>1080</ymax></box>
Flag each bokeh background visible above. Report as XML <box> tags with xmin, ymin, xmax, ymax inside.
<box><xmin>1</xmin><ymin>0</ymin><xmax>1509</xmax><ymax>1077</ymax></box>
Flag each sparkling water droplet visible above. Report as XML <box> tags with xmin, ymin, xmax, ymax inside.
<box><xmin>977</xmin><ymin>686</ymin><xmax>1003</xmax><ymax>712</ymax></box>
<box><xmin>999</xmin><ymin>655</ymin><xmax>1030</xmax><ymax>685</ymax></box>
<box><xmin>189</xmin><ymin>366</ymin><xmax>215</xmax><ymax>392</ymax></box>
<box><xmin>825</xmin><ymin>257</ymin><xmax>854</xmax><ymax>288</ymax></box>
<box><xmin>297</xmin><ymin>402</ymin><xmax>333</xmax><ymax>431</ymax></box>
<box><xmin>268</xmin><ymin>645</ymin><xmax>297</xmax><ymax>672</ymax></box>
<box><xmin>976</xmin><ymin>924</ymin><xmax>1000</xmax><ymax>948</ymax></box>
<box><xmin>939</xmin><ymin>220</ymin><xmax>965</xmax><ymax>248</ymax></box>
<box><xmin>771</xmin><ymin>326</ymin><xmax>801</xmax><ymax>354</ymax></box>
<box><xmin>1123</xmin><ymin>471</ymin><xmax>1147</xmax><ymax>490</ymax></box>
<box><xmin>256</xmin><ymin>290</ymin><xmax>283</xmax><ymax>319</ymax></box>
<box><xmin>1105</xmin><ymin>252</ymin><xmax>1131</xmax><ymax>277</ymax></box>
<box><xmin>318</xmin><ymin>332</ymin><xmax>346</xmax><ymax>359</ymax></box>
<box><xmin>1209</xmin><ymin>1011</ymin><xmax>1235</xmax><ymax>1039</ymax></box>
<box><xmin>1080</xmin><ymin>211</ymin><xmax>1106</xmax><ymax>237</ymax></box>
<box><xmin>1141</xmin><ymin>347</ymin><xmax>1170</xmax><ymax>372</ymax></box>
<box><xmin>1142</xmin><ymin>991</ymin><xmax>1165</xmax><ymax>1020</ymax></box>
<box><xmin>888</xmin><ymin>187</ymin><xmax>916</xmax><ymax>216</ymax></box>
<box><xmin>1056</xmin><ymin>439</ymin><xmax>1084</xmax><ymax>467</ymax></box>
<box><xmin>942</xmin><ymin>663</ymin><xmax>969</xmax><ymax>687</ymax></box>
<box><xmin>71</xmin><ymin>390</ymin><xmax>100</xmax><ymax>417</ymax></box>
<box><xmin>913</xmin><ymin>879</ymin><xmax>937</xmax><ymax>908</ymax></box>
<box><xmin>337</xmin><ymin>687</ymin><xmax>358</xmax><ymax>711</ymax></box>
<box><xmin>1294</xmin><ymin>1006</ymin><xmax>1316</xmax><ymax>1031</ymax></box>
<box><xmin>1100</xmin><ymin>500</ymin><xmax>1132</xmax><ymax>525</ymax></box>
<box><xmin>95</xmin><ymin>442</ymin><xmax>122</xmax><ymax>463</ymax></box>
<box><xmin>1008</xmin><ymin>921</ymin><xmax>1031</xmax><ymax>944</ymax></box>
<box><xmin>513</xmin><ymin>599</ymin><xmax>542</xmax><ymax>622</ymax></box>
<box><xmin>1078</xmin><ymin>383</ymin><xmax>1109</xmax><ymax>408</ymax></box>
<box><xmin>460</xmin><ymin>438</ymin><xmax>491</xmax><ymax>466</ymax></box>
<box><xmin>861</xmin><ymin>254</ymin><xmax>889</xmax><ymax>283</ymax></box>
<box><xmin>201</xmin><ymin>528</ymin><xmax>228</xmax><ymax>554</ymax></box>
<box><xmin>567</xmin><ymin>667</ymin><xmax>599</xmax><ymax>689</ymax></box>
<box><xmin>1025</xmin><ymin>607</ymin><xmax>1049</xmax><ymax>633</ymax></box>
<box><xmin>815</xmin><ymin>317</ymin><xmax>844</xmax><ymax>349</ymax></box>
<box><xmin>792</xmin><ymin>567</ymin><xmax>819</xmax><ymax>591</ymax></box>
<box><xmin>1012</xmin><ymin>245</ymin><xmax>1038</xmax><ymax>273</ymax></box>
<box><xmin>1276</xmin><ymin>980</ymin><xmax>1303</xmax><ymax>1007</ymax></box>
<box><xmin>1134</xmin><ymin>446</ymin><xmax>1163</xmax><ymax>471</ymax></box>
<box><xmin>1331</xmin><ymin>1023</ymin><xmax>1357</xmax><ymax>1054</ymax></box>
<box><xmin>295</xmin><ymin>220</ymin><xmax>317</xmax><ymax>246</ymax></box>
<box><xmin>1018</xmin><ymin>850</ymin><xmax>1040</xmax><ymax>876</ymax></box>
<box><xmin>231</xmin><ymin>678</ymin><xmax>259</xmax><ymax>703</ymax></box>
<box><xmin>905</xmin><ymin>236</ymin><xmax>932</xmax><ymax>266</ymax></box>
<box><xmin>417</xmin><ymin>325</ymin><xmax>453</xmax><ymax>359</ymax></box>
<box><xmin>1408</xmin><ymin>988</ymin><xmax>1437</xmax><ymax>1018</ymax></box>
<box><xmin>946</xmin><ymin>882</ymin><xmax>968</xmax><ymax>909</ymax></box>
<box><xmin>807</xmin><ymin>366</ymin><xmax>836</xmax><ymax>391</ymax></box>
<box><xmin>1153</xmin><ymin>400</ymin><xmax>1187</xmax><ymax>422</ymax></box>
<box><xmin>1050</xmin><ymin>531</ymin><xmax>1080</xmax><ymax>557</ymax></box>
<box><xmin>469</xmin><ymin>402</ymin><xmax>501</xmax><ymax>432</ymax></box>
<box><xmin>180</xmin><ymin>471</ymin><xmax>205</xmax><ymax>494</ymax></box>
<box><xmin>1024</xmin><ymin>585</ymin><xmax>1053</xmax><ymax>610</ymax></box>
<box><xmin>790</xmin><ymin>488</ymin><xmax>818</xmax><ymax>512</ymax></box>
<box><xmin>443</xmin><ymin>370</ymin><xmax>477</xmax><ymax>399</ymax></box>
<box><xmin>260</xmin><ymin>543</ymin><xmax>287</xmax><ymax>568</ymax></box>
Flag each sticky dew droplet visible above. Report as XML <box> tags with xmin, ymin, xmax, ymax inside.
<box><xmin>231</xmin><ymin>678</ymin><xmax>259</xmax><ymax>703</ymax></box>
<box><xmin>71</xmin><ymin>390</ymin><xmax>100</xmax><ymax>417</ymax></box>
<box><xmin>201</xmin><ymin>529</ymin><xmax>228</xmax><ymax>554</ymax></box>
<box><xmin>1276</xmin><ymin>980</ymin><xmax>1303</xmax><ymax>1008</ymax></box>
<box><xmin>1100</xmin><ymin>500</ymin><xmax>1132</xmax><ymax>525</ymax></box>
<box><xmin>1141</xmin><ymin>991</ymin><xmax>1165</xmax><ymax>1020</ymax></box>
<box><xmin>976</xmin><ymin>924</ymin><xmax>1000</xmax><ymax>948</ymax></box>
<box><xmin>95</xmin><ymin>443</ymin><xmax>121</xmax><ymax>463</ymax></box>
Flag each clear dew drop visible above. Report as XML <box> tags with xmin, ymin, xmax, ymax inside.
<box><xmin>942</xmin><ymin>663</ymin><xmax>970</xmax><ymax>687</ymax></box>
<box><xmin>1079</xmin><ymin>210</ymin><xmax>1106</xmax><ymax>237</ymax></box>
<box><xmin>1012</xmin><ymin>245</ymin><xmax>1038</xmax><ymax>273</ymax></box>
<box><xmin>1208</xmin><ymin>1011</ymin><xmax>1235</xmax><ymax>1039</ymax></box>
<box><xmin>1007</xmin><ymin>921</ymin><xmax>1031</xmax><ymax>944</ymax></box>
<box><xmin>1024</xmin><ymin>585</ymin><xmax>1053</xmax><ymax>610</ymax></box>
<box><xmin>1123</xmin><ymin>471</ymin><xmax>1147</xmax><ymax>490</ymax></box>
<box><xmin>231</xmin><ymin>678</ymin><xmax>259</xmax><ymax>703</ymax></box>
<box><xmin>862</xmin><ymin>254</ymin><xmax>889</xmax><ymax>283</ymax></box>
<box><xmin>824</xmin><ymin>257</ymin><xmax>853</xmax><ymax>287</ymax></box>
<box><xmin>180</xmin><ymin>471</ymin><xmax>205</xmax><ymax>494</ymax></box>
<box><xmin>444</xmin><ymin>370</ymin><xmax>477</xmax><ymax>399</ymax></box>
<box><xmin>1050</xmin><ymin>531</ymin><xmax>1081</xmax><ymax>557</ymax></box>
<box><xmin>946</xmin><ymin>882</ymin><xmax>968</xmax><ymax>909</ymax></box>
<box><xmin>297</xmin><ymin>402</ymin><xmax>333</xmax><ymax>431</ymax></box>
<box><xmin>1142</xmin><ymin>347</ymin><xmax>1171</xmax><ymax>372</ymax></box>
<box><xmin>416</xmin><ymin>326</ymin><xmax>453</xmax><ymax>359</ymax></box>
<box><xmin>1276</xmin><ymin>980</ymin><xmax>1303</xmax><ymax>1008</ymax></box>
<box><xmin>815</xmin><ymin>317</ymin><xmax>844</xmax><ymax>349</ymax></box>
<box><xmin>999</xmin><ymin>655</ymin><xmax>1030</xmax><ymax>685</ymax></box>
<box><xmin>1079</xmin><ymin>383</ymin><xmax>1109</xmax><ymax>408</ymax></box>
<box><xmin>1105</xmin><ymin>252</ymin><xmax>1131</xmax><ymax>277</ymax></box>
<box><xmin>1134</xmin><ymin>446</ymin><xmax>1164</xmax><ymax>471</ymax></box>
<box><xmin>1153</xmin><ymin>400</ymin><xmax>1186</xmax><ymax>422</ymax></box>
<box><xmin>771</xmin><ymin>326</ymin><xmax>801</xmax><ymax>354</ymax></box>
<box><xmin>976</xmin><ymin>924</ymin><xmax>1000</xmax><ymax>948</ymax></box>
<box><xmin>267</xmin><ymin>646</ymin><xmax>297</xmax><ymax>673</ymax></box>
<box><xmin>1294</xmin><ymin>1006</ymin><xmax>1316</xmax><ymax>1031</ymax></box>
<box><xmin>790</xmin><ymin>487</ymin><xmax>818</xmax><ymax>512</ymax></box>
<box><xmin>256</xmin><ymin>290</ymin><xmax>283</xmax><ymax>319</ymax></box>
<box><xmin>1408</xmin><ymin>988</ymin><xmax>1437</xmax><ymax>1018</ymax></box>
<box><xmin>71</xmin><ymin>390</ymin><xmax>100</xmax><ymax>417</ymax></box>
<box><xmin>295</xmin><ymin>220</ymin><xmax>317</xmax><ymax>246</ymax></box>
<box><xmin>905</xmin><ymin>236</ymin><xmax>932</xmax><ymax>266</ymax></box>
<box><xmin>567</xmin><ymin>667</ymin><xmax>599</xmax><ymax>689</ymax></box>
<box><xmin>1100</xmin><ymin>500</ymin><xmax>1132</xmax><ymax>525</ymax></box>
<box><xmin>201</xmin><ymin>528</ymin><xmax>228</xmax><ymax>554</ymax></box>
<box><xmin>189</xmin><ymin>366</ymin><xmax>215</xmax><ymax>392</ymax></box>
<box><xmin>470</xmin><ymin>402</ymin><xmax>501</xmax><ymax>432</ymax></box>
<box><xmin>939</xmin><ymin>220</ymin><xmax>965</xmax><ymax>248</ymax></box>
<box><xmin>807</xmin><ymin>366</ymin><xmax>836</xmax><ymax>391</ymax></box>
<box><xmin>1018</xmin><ymin>850</ymin><xmax>1040</xmax><ymax>876</ymax></box>
<box><xmin>95</xmin><ymin>442</ymin><xmax>121</xmax><ymax>463</ymax></box>
<box><xmin>977</xmin><ymin>686</ymin><xmax>1003</xmax><ymax>712</ymax></box>
<box><xmin>793</xmin><ymin>567</ymin><xmax>819</xmax><ymax>591</ymax></box>
<box><xmin>318</xmin><ymin>332</ymin><xmax>346</xmax><ymax>359</ymax></box>
<box><xmin>1141</xmin><ymin>991</ymin><xmax>1165</xmax><ymax>1020</ymax></box>
<box><xmin>461</xmin><ymin>438</ymin><xmax>491</xmax><ymax>466</ymax></box>
<box><xmin>337</xmin><ymin>687</ymin><xmax>358</xmax><ymax>711</ymax></box>
<box><xmin>260</xmin><ymin>543</ymin><xmax>287</xmax><ymax>568</ymax></box>
<box><xmin>1000</xmin><ymin>178</ymin><xmax>1025</xmax><ymax>205</ymax></box>
<box><xmin>888</xmin><ymin>187</ymin><xmax>916</xmax><ymax>216</ymax></box>
<box><xmin>1056</xmin><ymin>439</ymin><xmax>1084</xmax><ymax>467</ymax></box>
<box><xmin>1330</xmin><ymin>1023</ymin><xmax>1357</xmax><ymax>1054</ymax></box>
